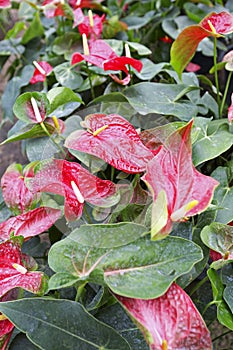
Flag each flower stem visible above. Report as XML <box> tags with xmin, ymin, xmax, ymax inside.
<box><xmin>40</xmin><ymin>122</ymin><xmax>66</xmax><ymax>156</ymax></box>
<box><xmin>86</xmin><ymin>62</ymin><xmax>95</xmax><ymax>100</ymax></box>
<box><xmin>212</xmin><ymin>330</ymin><xmax>233</xmax><ymax>342</ymax></box>
<box><xmin>189</xmin><ymin>275</ymin><xmax>209</xmax><ymax>296</ymax></box>
<box><xmin>213</xmin><ymin>37</ymin><xmax>220</xmax><ymax>115</ymax></box>
<box><xmin>220</xmin><ymin>71</ymin><xmax>232</xmax><ymax>117</ymax></box>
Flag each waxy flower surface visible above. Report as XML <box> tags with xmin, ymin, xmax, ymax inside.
<box><xmin>142</xmin><ymin>120</ymin><xmax>219</xmax><ymax>239</ymax></box>
<box><xmin>0</xmin><ymin>0</ymin><xmax>10</xmax><ymax>8</ymax></box>
<box><xmin>30</xmin><ymin>61</ymin><xmax>53</xmax><ymax>84</ymax></box>
<box><xmin>28</xmin><ymin>159</ymin><xmax>117</xmax><ymax>221</ymax></box>
<box><xmin>78</xmin><ymin>11</ymin><xmax>105</xmax><ymax>39</ymax></box>
<box><xmin>171</xmin><ymin>11</ymin><xmax>233</xmax><ymax>76</ymax></box>
<box><xmin>0</xmin><ymin>207</ymin><xmax>61</xmax><ymax>242</ymax></box>
<box><xmin>65</xmin><ymin>113</ymin><xmax>157</xmax><ymax>173</ymax></box>
<box><xmin>1</xmin><ymin>163</ymin><xmax>38</xmax><ymax>215</ymax></box>
<box><xmin>115</xmin><ymin>283</ymin><xmax>212</xmax><ymax>350</ymax></box>
<box><xmin>0</xmin><ymin>240</ymin><xmax>46</xmax><ymax>298</ymax></box>
<box><xmin>72</xmin><ymin>38</ymin><xmax>143</xmax><ymax>85</ymax></box>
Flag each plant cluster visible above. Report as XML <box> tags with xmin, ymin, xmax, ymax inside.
<box><xmin>0</xmin><ymin>0</ymin><xmax>233</xmax><ymax>349</ymax></box>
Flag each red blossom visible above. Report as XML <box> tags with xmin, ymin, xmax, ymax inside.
<box><xmin>159</xmin><ymin>35</ymin><xmax>173</xmax><ymax>44</ymax></box>
<box><xmin>28</xmin><ymin>159</ymin><xmax>117</xmax><ymax>221</ymax></box>
<box><xmin>78</xmin><ymin>11</ymin><xmax>105</xmax><ymax>39</ymax></box>
<box><xmin>171</xmin><ymin>11</ymin><xmax>233</xmax><ymax>76</ymax></box>
<box><xmin>0</xmin><ymin>290</ymin><xmax>18</xmax><ymax>350</ymax></box>
<box><xmin>30</xmin><ymin>61</ymin><xmax>53</xmax><ymax>84</ymax></box>
<box><xmin>142</xmin><ymin>120</ymin><xmax>219</xmax><ymax>239</ymax></box>
<box><xmin>65</xmin><ymin>113</ymin><xmax>157</xmax><ymax>174</ymax></box>
<box><xmin>0</xmin><ymin>207</ymin><xmax>61</xmax><ymax>242</ymax></box>
<box><xmin>0</xmin><ymin>0</ymin><xmax>10</xmax><ymax>8</ymax></box>
<box><xmin>0</xmin><ymin>240</ymin><xmax>46</xmax><ymax>298</ymax></box>
<box><xmin>72</xmin><ymin>38</ymin><xmax>142</xmax><ymax>85</ymax></box>
<box><xmin>185</xmin><ymin>62</ymin><xmax>201</xmax><ymax>72</ymax></box>
<box><xmin>115</xmin><ymin>283</ymin><xmax>212</xmax><ymax>350</ymax></box>
<box><xmin>69</xmin><ymin>0</ymin><xmax>103</xmax><ymax>9</ymax></box>
<box><xmin>1</xmin><ymin>163</ymin><xmax>39</xmax><ymax>215</ymax></box>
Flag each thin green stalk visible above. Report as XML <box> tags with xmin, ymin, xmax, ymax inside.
<box><xmin>75</xmin><ymin>282</ymin><xmax>87</xmax><ymax>302</ymax></box>
<box><xmin>220</xmin><ymin>70</ymin><xmax>233</xmax><ymax>117</ymax></box>
<box><xmin>202</xmin><ymin>300</ymin><xmax>221</xmax><ymax>316</ymax></box>
<box><xmin>213</xmin><ymin>37</ymin><xmax>220</xmax><ymax>114</ymax></box>
<box><xmin>86</xmin><ymin>62</ymin><xmax>95</xmax><ymax>100</ymax></box>
<box><xmin>212</xmin><ymin>330</ymin><xmax>232</xmax><ymax>342</ymax></box>
<box><xmin>189</xmin><ymin>276</ymin><xmax>209</xmax><ymax>296</ymax></box>
<box><xmin>40</xmin><ymin>121</ymin><xmax>67</xmax><ymax>156</ymax></box>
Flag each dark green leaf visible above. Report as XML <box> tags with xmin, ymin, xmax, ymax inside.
<box><xmin>54</xmin><ymin>63</ymin><xmax>83</xmax><ymax>90</ymax></box>
<box><xmin>21</xmin><ymin>12</ymin><xmax>44</xmax><ymax>44</ymax></box>
<box><xmin>47</xmin><ymin>87</ymin><xmax>83</xmax><ymax>114</ymax></box>
<box><xmin>0</xmin><ymin>298</ymin><xmax>130</xmax><ymax>350</ymax></box>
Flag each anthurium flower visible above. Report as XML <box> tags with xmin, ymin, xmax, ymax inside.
<box><xmin>142</xmin><ymin>120</ymin><xmax>219</xmax><ymax>240</ymax></box>
<box><xmin>1</xmin><ymin>163</ymin><xmax>39</xmax><ymax>215</ymax></box>
<box><xmin>171</xmin><ymin>11</ymin><xmax>233</xmax><ymax>76</ymax></box>
<box><xmin>0</xmin><ymin>207</ymin><xmax>61</xmax><ymax>242</ymax></box>
<box><xmin>28</xmin><ymin>159</ymin><xmax>117</xmax><ymax>221</ymax></box>
<box><xmin>114</xmin><ymin>283</ymin><xmax>212</xmax><ymax>350</ymax></box>
<box><xmin>69</xmin><ymin>0</ymin><xmax>103</xmax><ymax>9</ymax></box>
<box><xmin>0</xmin><ymin>239</ymin><xmax>47</xmax><ymax>298</ymax></box>
<box><xmin>65</xmin><ymin>113</ymin><xmax>157</xmax><ymax>174</ymax></box>
<box><xmin>77</xmin><ymin>10</ymin><xmax>105</xmax><ymax>39</ymax></box>
<box><xmin>0</xmin><ymin>0</ymin><xmax>10</xmax><ymax>8</ymax></box>
<box><xmin>71</xmin><ymin>38</ymin><xmax>143</xmax><ymax>85</ymax></box>
<box><xmin>30</xmin><ymin>61</ymin><xmax>53</xmax><ymax>84</ymax></box>
<box><xmin>42</xmin><ymin>0</ymin><xmax>73</xmax><ymax>18</ymax></box>
<box><xmin>0</xmin><ymin>290</ymin><xmax>18</xmax><ymax>350</ymax></box>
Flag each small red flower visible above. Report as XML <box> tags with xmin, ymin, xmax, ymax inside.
<box><xmin>0</xmin><ymin>0</ymin><xmax>10</xmax><ymax>8</ymax></box>
<box><xmin>72</xmin><ymin>38</ymin><xmax>143</xmax><ymax>85</ymax></box>
<box><xmin>30</xmin><ymin>61</ymin><xmax>53</xmax><ymax>84</ymax></box>
<box><xmin>28</xmin><ymin>159</ymin><xmax>117</xmax><ymax>221</ymax></box>
<box><xmin>185</xmin><ymin>62</ymin><xmax>201</xmax><ymax>72</ymax></box>
<box><xmin>159</xmin><ymin>35</ymin><xmax>173</xmax><ymax>44</ymax></box>
<box><xmin>42</xmin><ymin>0</ymin><xmax>67</xmax><ymax>18</ymax></box>
<box><xmin>69</xmin><ymin>0</ymin><xmax>103</xmax><ymax>9</ymax></box>
<box><xmin>77</xmin><ymin>10</ymin><xmax>105</xmax><ymax>39</ymax></box>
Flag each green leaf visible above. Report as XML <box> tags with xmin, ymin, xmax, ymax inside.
<box><xmin>201</xmin><ymin>222</ymin><xmax>233</xmax><ymax>257</ymax></box>
<box><xmin>21</xmin><ymin>12</ymin><xmax>44</xmax><ymax>44</ymax></box>
<box><xmin>1</xmin><ymin>122</ymin><xmax>57</xmax><ymax>144</ymax></box>
<box><xmin>122</xmin><ymin>15</ymin><xmax>153</xmax><ymax>30</ymax></box>
<box><xmin>0</xmin><ymin>298</ymin><xmax>130</xmax><ymax>350</ymax></box>
<box><xmin>123</xmin><ymin>82</ymin><xmax>198</xmax><ymax>120</ymax></box>
<box><xmin>54</xmin><ymin>62</ymin><xmax>83</xmax><ymax>90</ymax></box>
<box><xmin>126</xmin><ymin>41</ymin><xmax>151</xmax><ymax>55</ymax></box>
<box><xmin>211</xmin><ymin>166</ymin><xmax>233</xmax><ymax>224</ymax></box>
<box><xmin>48</xmin><ymin>235</ymin><xmax>203</xmax><ymax>299</ymax></box>
<box><xmin>134</xmin><ymin>59</ymin><xmax>166</xmax><ymax>80</ymax></box>
<box><xmin>68</xmin><ymin>222</ymin><xmax>147</xmax><ymax>248</ymax></box>
<box><xmin>2</xmin><ymin>65</ymin><xmax>34</xmax><ymax>122</ymax></box>
<box><xmin>10</xmin><ymin>333</ymin><xmax>40</xmax><ymax>350</ymax></box>
<box><xmin>47</xmin><ymin>87</ymin><xmax>83</xmax><ymax>114</ymax></box>
<box><xmin>0</xmin><ymin>38</ymin><xmax>25</xmax><ymax>56</ymax></box>
<box><xmin>192</xmin><ymin>118</ymin><xmax>233</xmax><ymax>166</ymax></box>
<box><xmin>224</xmin><ymin>285</ymin><xmax>233</xmax><ymax>314</ymax></box>
<box><xmin>52</xmin><ymin>32</ymin><xmax>80</xmax><ymax>55</ymax></box>
<box><xmin>5</xmin><ymin>22</ymin><xmax>26</xmax><ymax>39</ymax></box>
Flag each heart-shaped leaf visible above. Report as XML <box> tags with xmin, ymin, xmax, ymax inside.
<box><xmin>115</xmin><ymin>283</ymin><xmax>212</xmax><ymax>350</ymax></box>
<box><xmin>67</xmin><ymin>222</ymin><xmax>147</xmax><ymax>248</ymax></box>
<box><xmin>0</xmin><ymin>298</ymin><xmax>130</xmax><ymax>350</ymax></box>
<box><xmin>201</xmin><ymin>222</ymin><xmax>233</xmax><ymax>260</ymax></box>
<box><xmin>48</xmin><ymin>235</ymin><xmax>203</xmax><ymax>299</ymax></box>
<box><xmin>0</xmin><ymin>207</ymin><xmax>61</xmax><ymax>242</ymax></box>
<box><xmin>65</xmin><ymin>113</ymin><xmax>156</xmax><ymax>173</ymax></box>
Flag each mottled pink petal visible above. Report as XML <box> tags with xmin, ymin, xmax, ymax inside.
<box><xmin>0</xmin><ymin>240</ymin><xmax>45</xmax><ymax>298</ymax></box>
<box><xmin>201</xmin><ymin>11</ymin><xmax>233</xmax><ymax>35</ymax></box>
<box><xmin>185</xmin><ymin>62</ymin><xmax>201</xmax><ymax>72</ymax></box>
<box><xmin>29</xmin><ymin>159</ymin><xmax>116</xmax><ymax>221</ymax></box>
<box><xmin>65</xmin><ymin>114</ymin><xmax>157</xmax><ymax>173</ymax></box>
<box><xmin>115</xmin><ymin>283</ymin><xmax>212</xmax><ymax>350</ymax></box>
<box><xmin>0</xmin><ymin>0</ymin><xmax>10</xmax><ymax>8</ymax></box>
<box><xmin>30</xmin><ymin>61</ymin><xmax>53</xmax><ymax>84</ymax></box>
<box><xmin>142</xmin><ymin>121</ymin><xmax>219</xmax><ymax>238</ymax></box>
<box><xmin>1</xmin><ymin>164</ymin><xmax>38</xmax><ymax>215</ymax></box>
<box><xmin>77</xmin><ymin>12</ymin><xmax>105</xmax><ymax>39</ymax></box>
<box><xmin>228</xmin><ymin>93</ymin><xmax>233</xmax><ymax>123</ymax></box>
<box><xmin>0</xmin><ymin>207</ymin><xmax>61</xmax><ymax>242</ymax></box>
<box><xmin>69</xmin><ymin>0</ymin><xmax>103</xmax><ymax>9</ymax></box>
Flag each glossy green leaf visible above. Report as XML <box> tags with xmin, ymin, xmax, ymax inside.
<box><xmin>126</xmin><ymin>41</ymin><xmax>151</xmax><ymax>55</ymax></box>
<box><xmin>211</xmin><ymin>166</ymin><xmax>233</xmax><ymax>224</ymax></box>
<box><xmin>201</xmin><ymin>222</ymin><xmax>233</xmax><ymax>257</ymax></box>
<box><xmin>21</xmin><ymin>12</ymin><xmax>44</xmax><ymax>44</ymax></box>
<box><xmin>134</xmin><ymin>59</ymin><xmax>166</xmax><ymax>80</ymax></box>
<box><xmin>48</xmin><ymin>235</ymin><xmax>203</xmax><ymax>299</ymax></box>
<box><xmin>54</xmin><ymin>63</ymin><xmax>83</xmax><ymax>90</ymax></box>
<box><xmin>224</xmin><ymin>285</ymin><xmax>233</xmax><ymax>314</ymax></box>
<box><xmin>52</xmin><ymin>32</ymin><xmax>80</xmax><ymax>55</ymax></box>
<box><xmin>123</xmin><ymin>82</ymin><xmax>198</xmax><ymax>120</ymax></box>
<box><xmin>0</xmin><ymin>298</ymin><xmax>130</xmax><ymax>350</ymax></box>
<box><xmin>68</xmin><ymin>222</ymin><xmax>147</xmax><ymax>248</ymax></box>
<box><xmin>192</xmin><ymin>118</ymin><xmax>233</xmax><ymax>166</ymax></box>
<box><xmin>47</xmin><ymin>87</ymin><xmax>83</xmax><ymax>114</ymax></box>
